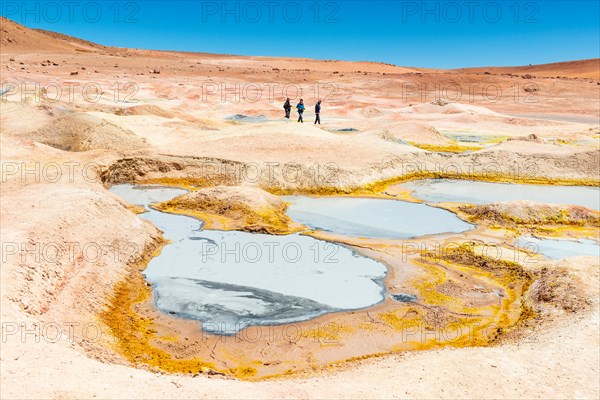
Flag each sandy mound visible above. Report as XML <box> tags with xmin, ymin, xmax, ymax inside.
<box><xmin>528</xmin><ymin>267</ymin><xmax>591</xmax><ymax>314</ymax></box>
<box><xmin>0</xmin><ymin>102</ymin><xmax>55</xmax><ymax>134</ymax></box>
<box><xmin>114</xmin><ymin>105</ymin><xmax>223</xmax><ymax>130</ymax></box>
<box><xmin>506</xmin><ymin>133</ymin><xmax>543</xmax><ymax>143</ymax></box>
<box><xmin>26</xmin><ymin>113</ymin><xmax>146</xmax><ymax>152</ymax></box>
<box><xmin>115</xmin><ymin>105</ymin><xmax>175</xmax><ymax>119</ymax></box>
<box><xmin>379</xmin><ymin>122</ymin><xmax>454</xmax><ymax>145</ymax></box>
<box><xmin>407</xmin><ymin>102</ymin><xmax>505</xmax><ymax>117</ymax></box>
<box><xmin>154</xmin><ymin>185</ymin><xmax>297</xmax><ymax>234</ymax></box>
<box><xmin>458</xmin><ymin>201</ymin><xmax>600</xmax><ymax>227</ymax></box>
<box><xmin>361</xmin><ymin>106</ymin><xmax>384</xmax><ymax>118</ymax></box>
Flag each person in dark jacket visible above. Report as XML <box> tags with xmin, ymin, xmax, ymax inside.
<box><xmin>314</xmin><ymin>100</ymin><xmax>322</xmax><ymax>124</ymax></box>
<box><xmin>283</xmin><ymin>98</ymin><xmax>291</xmax><ymax>118</ymax></box>
<box><xmin>296</xmin><ymin>99</ymin><xmax>305</xmax><ymax>123</ymax></box>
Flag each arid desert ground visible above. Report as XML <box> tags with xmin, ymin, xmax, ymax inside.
<box><xmin>1</xmin><ymin>16</ymin><xmax>599</xmax><ymax>399</ymax></box>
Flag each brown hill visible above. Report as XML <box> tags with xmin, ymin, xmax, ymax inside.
<box><xmin>33</xmin><ymin>28</ymin><xmax>105</xmax><ymax>51</ymax></box>
<box><xmin>0</xmin><ymin>16</ymin><xmax>102</xmax><ymax>52</ymax></box>
<box><xmin>456</xmin><ymin>59</ymin><xmax>600</xmax><ymax>80</ymax></box>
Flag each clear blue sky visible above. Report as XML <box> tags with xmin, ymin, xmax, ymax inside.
<box><xmin>2</xmin><ymin>1</ymin><xmax>599</xmax><ymax>68</ymax></box>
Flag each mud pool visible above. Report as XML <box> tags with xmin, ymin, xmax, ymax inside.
<box><xmin>516</xmin><ymin>236</ymin><xmax>600</xmax><ymax>259</ymax></box>
<box><xmin>110</xmin><ymin>185</ymin><xmax>388</xmax><ymax>334</ymax></box>
<box><xmin>403</xmin><ymin>179</ymin><xmax>600</xmax><ymax>210</ymax></box>
<box><xmin>282</xmin><ymin>196</ymin><xmax>473</xmax><ymax>238</ymax></box>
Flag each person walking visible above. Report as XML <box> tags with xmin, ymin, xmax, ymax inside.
<box><xmin>296</xmin><ymin>99</ymin><xmax>305</xmax><ymax>123</ymax></box>
<box><xmin>283</xmin><ymin>98</ymin><xmax>291</xmax><ymax>119</ymax></box>
<box><xmin>314</xmin><ymin>100</ymin><xmax>322</xmax><ymax>124</ymax></box>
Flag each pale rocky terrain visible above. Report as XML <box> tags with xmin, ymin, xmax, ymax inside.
<box><xmin>1</xmin><ymin>16</ymin><xmax>599</xmax><ymax>399</ymax></box>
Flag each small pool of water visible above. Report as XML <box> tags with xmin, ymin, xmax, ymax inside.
<box><xmin>440</xmin><ymin>132</ymin><xmax>503</xmax><ymax>144</ymax></box>
<box><xmin>402</xmin><ymin>179</ymin><xmax>600</xmax><ymax>210</ymax></box>
<box><xmin>225</xmin><ymin>114</ymin><xmax>268</xmax><ymax>123</ymax></box>
<box><xmin>516</xmin><ymin>236</ymin><xmax>600</xmax><ymax>259</ymax></box>
<box><xmin>282</xmin><ymin>196</ymin><xmax>473</xmax><ymax>239</ymax></box>
<box><xmin>110</xmin><ymin>185</ymin><xmax>387</xmax><ymax>334</ymax></box>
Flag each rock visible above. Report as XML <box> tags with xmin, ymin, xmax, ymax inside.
<box><xmin>391</xmin><ymin>293</ymin><xmax>418</xmax><ymax>302</ymax></box>
<box><xmin>507</xmin><ymin>133</ymin><xmax>541</xmax><ymax>143</ymax></box>
<box><xmin>70</xmin><ymin>71</ymin><xmax>78</xmax><ymax>76</ymax></box>
<box><xmin>431</xmin><ymin>98</ymin><xmax>450</xmax><ymax>106</ymax></box>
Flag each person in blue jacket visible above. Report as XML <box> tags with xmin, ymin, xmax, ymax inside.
<box><xmin>314</xmin><ymin>100</ymin><xmax>322</xmax><ymax>124</ymax></box>
<box><xmin>296</xmin><ymin>99</ymin><xmax>305</xmax><ymax>123</ymax></box>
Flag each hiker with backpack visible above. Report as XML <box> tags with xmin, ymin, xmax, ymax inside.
<box><xmin>283</xmin><ymin>98</ymin><xmax>291</xmax><ymax>118</ymax></box>
<box><xmin>314</xmin><ymin>100</ymin><xmax>322</xmax><ymax>124</ymax></box>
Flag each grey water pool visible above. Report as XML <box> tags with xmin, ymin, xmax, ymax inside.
<box><xmin>282</xmin><ymin>196</ymin><xmax>473</xmax><ymax>239</ymax></box>
<box><xmin>402</xmin><ymin>179</ymin><xmax>600</xmax><ymax>210</ymax></box>
<box><xmin>516</xmin><ymin>236</ymin><xmax>600</xmax><ymax>259</ymax></box>
<box><xmin>110</xmin><ymin>185</ymin><xmax>388</xmax><ymax>334</ymax></box>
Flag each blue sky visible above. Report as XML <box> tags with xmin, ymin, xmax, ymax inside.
<box><xmin>2</xmin><ymin>1</ymin><xmax>599</xmax><ymax>68</ymax></box>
